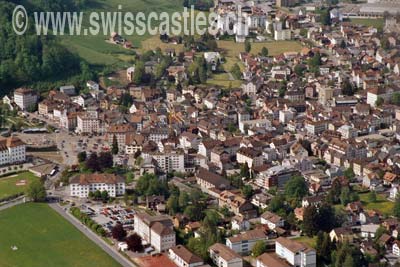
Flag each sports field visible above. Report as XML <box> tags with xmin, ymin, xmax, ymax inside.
<box><xmin>0</xmin><ymin>172</ymin><xmax>39</xmax><ymax>200</ymax></box>
<box><xmin>0</xmin><ymin>203</ymin><xmax>121</xmax><ymax>267</ymax></box>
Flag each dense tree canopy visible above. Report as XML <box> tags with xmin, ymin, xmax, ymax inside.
<box><xmin>126</xmin><ymin>233</ymin><xmax>143</xmax><ymax>252</ymax></box>
<box><xmin>252</xmin><ymin>240</ymin><xmax>266</xmax><ymax>257</ymax></box>
<box><xmin>27</xmin><ymin>180</ymin><xmax>46</xmax><ymax>202</ymax></box>
<box><xmin>284</xmin><ymin>176</ymin><xmax>308</xmax><ymax>202</ymax></box>
<box><xmin>135</xmin><ymin>173</ymin><xmax>169</xmax><ymax>197</ymax></box>
<box><xmin>111</xmin><ymin>223</ymin><xmax>127</xmax><ymax>241</ymax></box>
<box><xmin>0</xmin><ymin>1</ymin><xmax>94</xmax><ymax>95</ymax></box>
<box><xmin>183</xmin><ymin>0</ymin><xmax>214</xmax><ymax>11</ymax></box>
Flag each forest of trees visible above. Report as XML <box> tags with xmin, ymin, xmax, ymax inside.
<box><xmin>0</xmin><ymin>1</ymin><xmax>95</xmax><ymax>96</ymax></box>
<box><xmin>183</xmin><ymin>0</ymin><xmax>214</xmax><ymax>11</ymax></box>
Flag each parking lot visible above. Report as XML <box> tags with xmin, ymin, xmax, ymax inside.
<box><xmin>15</xmin><ymin>130</ymin><xmax>110</xmax><ymax>166</ymax></box>
<box><xmin>80</xmin><ymin>204</ymin><xmax>135</xmax><ymax>233</ymax></box>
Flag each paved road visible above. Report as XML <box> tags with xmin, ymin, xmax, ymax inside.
<box><xmin>48</xmin><ymin>203</ymin><xmax>136</xmax><ymax>267</ymax></box>
<box><xmin>0</xmin><ymin>197</ymin><xmax>26</xmax><ymax>212</ymax></box>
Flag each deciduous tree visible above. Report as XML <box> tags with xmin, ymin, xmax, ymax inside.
<box><xmin>251</xmin><ymin>240</ymin><xmax>266</xmax><ymax>257</ymax></box>
<box><xmin>303</xmin><ymin>205</ymin><xmax>319</xmax><ymax>236</ymax></box>
<box><xmin>111</xmin><ymin>223</ymin><xmax>127</xmax><ymax>241</ymax></box>
<box><xmin>27</xmin><ymin>180</ymin><xmax>46</xmax><ymax>202</ymax></box>
<box><xmin>86</xmin><ymin>153</ymin><xmax>99</xmax><ymax>171</ymax></box>
<box><xmin>260</xmin><ymin>47</ymin><xmax>268</xmax><ymax>57</ymax></box>
<box><xmin>77</xmin><ymin>151</ymin><xmax>87</xmax><ymax>163</ymax></box>
<box><xmin>111</xmin><ymin>135</ymin><xmax>119</xmax><ymax>155</ymax></box>
<box><xmin>394</xmin><ymin>195</ymin><xmax>400</xmax><ymax>218</ymax></box>
<box><xmin>98</xmin><ymin>152</ymin><xmax>113</xmax><ymax>169</ymax></box>
<box><xmin>245</xmin><ymin>40</ymin><xmax>251</xmax><ymax>53</ymax></box>
<box><xmin>126</xmin><ymin>233</ymin><xmax>143</xmax><ymax>252</ymax></box>
<box><xmin>284</xmin><ymin>176</ymin><xmax>308</xmax><ymax>202</ymax></box>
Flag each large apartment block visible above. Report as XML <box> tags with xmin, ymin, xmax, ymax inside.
<box><xmin>134</xmin><ymin>212</ymin><xmax>176</xmax><ymax>252</ymax></box>
<box><xmin>0</xmin><ymin>137</ymin><xmax>26</xmax><ymax>166</ymax></box>
<box><xmin>275</xmin><ymin>237</ymin><xmax>316</xmax><ymax>267</ymax></box>
<box><xmin>14</xmin><ymin>88</ymin><xmax>38</xmax><ymax>110</ymax></box>
<box><xmin>69</xmin><ymin>173</ymin><xmax>125</xmax><ymax>198</ymax></box>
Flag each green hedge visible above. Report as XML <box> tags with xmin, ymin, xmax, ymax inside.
<box><xmin>70</xmin><ymin>207</ymin><xmax>106</xmax><ymax>236</ymax></box>
<box><xmin>0</xmin><ymin>192</ymin><xmax>24</xmax><ymax>203</ymax></box>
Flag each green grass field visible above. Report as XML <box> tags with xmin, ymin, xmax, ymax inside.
<box><xmin>57</xmin><ymin>0</ymin><xmax>184</xmax><ymax>65</ymax></box>
<box><xmin>214</xmin><ymin>40</ymin><xmax>303</xmax><ymax>88</ymax></box>
<box><xmin>349</xmin><ymin>18</ymin><xmax>384</xmax><ymax>29</ymax></box>
<box><xmin>0</xmin><ymin>203</ymin><xmax>121</xmax><ymax>267</ymax></box>
<box><xmin>0</xmin><ymin>172</ymin><xmax>39</xmax><ymax>199</ymax></box>
<box><xmin>333</xmin><ymin>192</ymin><xmax>394</xmax><ymax>216</ymax></box>
<box><xmin>359</xmin><ymin>192</ymin><xmax>394</xmax><ymax>215</ymax></box>
<box><xmin>207</xmin><ymin>73</ymin><xmax>242</xmax><ymax>88</ymax></box>
<box><xmin>217</xmin><ymin>40</ymin><xmax>303</xmax><ymax>58</ymax></box>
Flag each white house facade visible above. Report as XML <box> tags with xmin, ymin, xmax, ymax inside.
<box><xmin>0</xmin><ymin>137</ymin><xmax>26</xmax><ymax>166</ymax></box>
<box><xmin>69</xmin><ymin>173</ymin><xmax>125</xmax><ymax>198</ymax></box>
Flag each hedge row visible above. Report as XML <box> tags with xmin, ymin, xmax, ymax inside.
<box><xmin>70</xmin><ymin>207</ymin><xmax>106</xmax><ymax>236</ymax></box>
<box><xmin>0</xmin><ymin>192</ymin><xmax>24</xmax><ymax>203</ymax></box>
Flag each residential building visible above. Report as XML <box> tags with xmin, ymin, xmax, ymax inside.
<box><xmin>260</xmin><ymin>211</ymin><xmax>285</xmax><ymax>230</ymax></box>
<box><xmin>226</xmin><ymin>229</ymin><xmax>267</xmax><ymax>254</ymax></box>
<box><xmin>393</xmin><ymin>241</ymin><xmax>400</xmax><ymax>256</ymax></box>
<box><xmin>150</xmin><ymin>151</ymin><xmax>185</xmax><ymax>173</ymax></box>
<box><xmin>231</xmin><ymin>215</ymin><xmax>251</xmax><ymax>231</ymax></box>
<box><xmin>106</xmin><ymin>124</ymin><xmax>135</xmax><ymax>152</ymax></box>
<box><xmin>179</xmin><ymin>132</ymin><xmax>201</xmax><ymax>150</ymax></box>
<box><xmin>236</xmin><ymin>147</ymin><xmax>263</xmax><ymax>169</ymax></box>
<box><xmin>0</xmin><ymin>136</ymin><xmax>26</xmax><ymax>166</ymax></box>
<box><xmin>329</xmin><ymin>227</ymin><xmax>354</xmax><ymax>243</ymax></box>
<box><xmin>275</xmin><ymin>237</ymin><xmax>316</xmax><ymax>267</ymax></box>
<box><xmin>257</xmin><ymin>253</ymin><xmax>290</xmax><ymax>267</ymax></box>
<box><xmin>209</xmin><ymin>243</ymin><xmax>243</xmax><ymax>267</ymax></box>
<box><xmin>196</xmin><ymin>168</ymin><xmax>231</xmax><ymax>194</ymax></box>
<box><xmin>219</xmin><ymin>190</ymin><xmax>257</xmax><ymax>219</ymax></box>
<box><xmin>134</xmin><ymin>212</ymin><xmax>176</xmax><ymax>252</ymax></box>
<box><xmin>305</xmin><ymin>121</ymin><xmax>328</xmax><ymax>135</ymax></box>
<box><xmin>239</xmin><ymin>119</ymin><xmax>271</xmax><ymax>133</ymax></box>
<box><xmin>60</xmin><ymin>85</ymin><xmax>76</xmax><ymax>96</ymax></box>
<box><xmin>168</xmin><ymin>245</ymin><xmax>204</xmax><ymax>267</ymax></box>
<box><xmin>76</xmin><ymin>111</ymin><xmax>101</xmax><ymax>134</ymax></box>
<box><xmin>69</xmin><ymin>173</ymin><xmax>125</xmax><ymax>198</ymax></box>
<box><xmin>14</xmin><ymin>88</ymin><xmax>38</xmax><ymax>110</ymax></box>
<box><xmin>255</xmin><ymin>166</ymin><xmax>299</xmax><ymax>189</ymax></box>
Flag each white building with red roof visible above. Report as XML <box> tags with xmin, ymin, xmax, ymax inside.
<box><xmin>69</xmin><ymin>173</ymin><xmax>125</xmax><ymax>198</ymax></box>
<box><xmin>0</xmin><ymin>136</ymin><xmax>26</xmax><ymax>166</ymax></box>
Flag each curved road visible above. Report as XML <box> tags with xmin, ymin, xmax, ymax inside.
<box><xmin>48</xmin><ymin>203</ymin><xmax>135</xmax><ymax>267</ymax></box>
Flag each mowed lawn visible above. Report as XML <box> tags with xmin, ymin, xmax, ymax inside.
<box><xmin>140</xmin><ymin>35</ymin><xmax>184</xmax><ymax>54</ymax></box>
<box><xmin>217</xmin><ymin>40</ymin><xmax>304</xmax><ymax>58</ymax></box>
<box><xmin>0</xmin><ymin>172</ymin><xmax>39</xmax><ymax>199</ymax></box>
<box><xmin>349</xmin><ymin>18</ymin><xmax>384</xmax><ymax>29</ymax></box>
<box><xmin>333</xmin><ymin>192</ymin><xmax>394</xmax><ymax>216</ymax></box>
<box><xmin>207</xmin><ymin>73</ymin><xmax>242</xmax><ymax>88</ymax></box>
<box><xmin>0</xmin><ymin>204</ymin><xmax>121</xmax><ymax>267</ymax></box>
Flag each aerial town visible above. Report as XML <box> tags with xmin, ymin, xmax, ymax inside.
<box><xmin>2</xmin><ymin>0</ymin><xmax>400</xmax><ymax>267</ymax></box>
